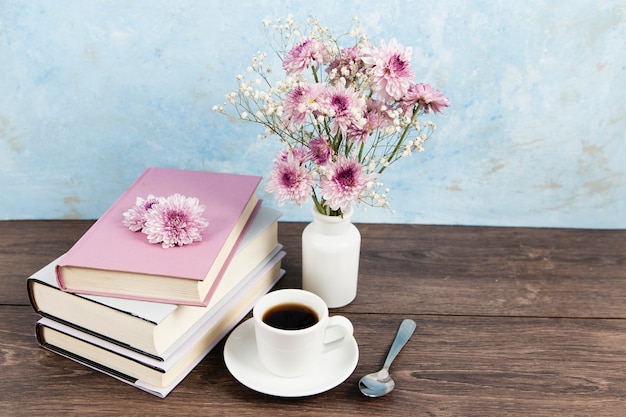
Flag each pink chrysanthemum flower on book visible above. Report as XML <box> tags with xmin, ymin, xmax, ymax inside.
<box><xmin>142</xmin><ymin>194</ymin><xmax>209</xmax><ymax>249</ymax></box>
<box><xmin>320</xmin><ymin>155</ymin><xmax>377</xmax><ymax>213</ymax></box>
<box><xmin>122</xmin><ymin>194</ymin><xmax>160</xmax><ymax>232</ymax></box>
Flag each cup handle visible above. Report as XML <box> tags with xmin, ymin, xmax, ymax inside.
<box><xmin>322</xmin><ymin>315</ymin><xmax>354</xmax><ymax>353</ymax></box>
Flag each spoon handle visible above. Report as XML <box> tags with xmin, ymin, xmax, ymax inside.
<box><xmin>383</xmin><ymin>319</ymin><xmax>416</xmax><ymax>370</ymax></box>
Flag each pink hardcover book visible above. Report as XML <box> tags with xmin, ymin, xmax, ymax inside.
<box><xmin>56</xmin><ymin>167</ymin><xmax>261</xmax><ymax>306</ymax></box>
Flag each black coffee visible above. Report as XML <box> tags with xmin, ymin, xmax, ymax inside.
<box><xmin>262</xmin><ymin>303</ymin><xmax>319</xmax><ymax>330</ymax></box>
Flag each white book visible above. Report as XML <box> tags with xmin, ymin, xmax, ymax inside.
<box><xmin>36</xmin><ymin>262</ymin><xmax>285</xmax><ymax>397</ymax></box>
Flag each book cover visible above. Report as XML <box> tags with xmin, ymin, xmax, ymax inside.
<box><xmin>35</xmin><ymin>265</ymin><xmax>285</xmax><ymax>397</ymax></box>
<box><xmin>56</xmin><ymin>167</ymin><xmax>262</xmax><ymax>305</ymax></box>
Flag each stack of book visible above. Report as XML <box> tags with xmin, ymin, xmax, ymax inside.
<box><xmin>27</xmin><ymin>167</ymin><xmax>285</xmax><ymax>397</ymax></box>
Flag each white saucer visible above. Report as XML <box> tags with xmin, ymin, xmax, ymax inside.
<box><xmin>223</xmin><ymin>319</ymin><xmax>359</xmax><ymax>397</ymax></box>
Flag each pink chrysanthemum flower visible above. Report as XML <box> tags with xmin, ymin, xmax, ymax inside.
<box><xmin>142</xmin><ymin>194</ymin><xmax>209</xmax><ymax>249</ymax></box>
<box><xmin>324</xmin><ymin>84</ymin><xmax>366</xmax><ymax>137</ymax></box>
<box><xmin>282</xmin><ymin>83</ymin><xmax>326</xmax><ymax>128</ymax></box>
<box><xmin>265</xmin><ymin>152</ymin><xmax>314</xmax><ymax>206</ymax></box>
<box><xmin>365</xmin><ymin>98</ymin><xmax>395</xmax><ymax>129</ymax></box>
<box><xmin>363</xmin><ymin>39</ymin><xmax>414</xmax><ymax>102</ymax></box>
<box><xmin>282</xmin><ymin>38</ymin><xmax>331</xmax><ymax>75</ymax></box>
<box><xmin>401</xmin><ymin>83</ymin><xmax>450</xmax><ymax>115</ymax></box>
<box><xmin>308</xmin><ymin>137</ymin><xmax>332</xmax><ymax>165</ymax></box>
<box><xmin>346</xmin><ymin>98</ymin><xmax>394</xmax><ymax>144</ymax></box>
<box><xmin>326</xmin><ymin>45</ymin><xmax>366</xmax><ymax>86</ymax></box>
<box><xmin>320</xmin><ymin>155</ymin><xmax>377</xmax><ymax>212</ymax></box>
<box><xmin>122</xmin><ymin>194</ymin><xmax>160</xmax><ymax>232</ymax></box>
<box><xmin>275</xmin><ymin>146</ymin><xmax>308</xmax><ymax>165</ymax></box>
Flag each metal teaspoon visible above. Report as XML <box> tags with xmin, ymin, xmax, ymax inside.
<box><xmin>358</xmin><ymin>318</ymin><xmax>416</xmax><ymax>397</ymax></box>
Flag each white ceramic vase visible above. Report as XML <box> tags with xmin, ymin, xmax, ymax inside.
<box><xmin>301</xmin><ymin>206</ymin><xmax>361</xmax><ymax>308</ymax></box>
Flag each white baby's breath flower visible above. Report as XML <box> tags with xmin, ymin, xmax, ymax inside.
<box><xmin>402</xmin><ymin>143</ymin><xmax>412</xmax><ymax>157</ymax></box>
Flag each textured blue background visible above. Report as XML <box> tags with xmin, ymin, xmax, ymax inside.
<box><xmin>1</xmin><ymin>0</ymin><xmax>625</xmax><ymax>227</ymax></box>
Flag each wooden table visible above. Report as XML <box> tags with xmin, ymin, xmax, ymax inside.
<box><xmin>2</xmin><ymin>220</ymin><xmax>626</xmax><ymax>416</ymax></box>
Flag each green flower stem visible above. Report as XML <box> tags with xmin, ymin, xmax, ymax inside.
<box><xmin>311</xmin><ymin>190</ymin><xmax>343</xmax><ymax>217</ymax></box>
<box><xmin>311</xmin><ymin>192</ymin><xmax>324</xmax><ymax>213</ymax></box>
<box><xmin>379</xmin><ymin>104</ymin><xmax>421</xmax><ymax>174</ymax></box>
<box><xmin>311</xmin><ymin>65</ymin><xmax>320</xmax><ymax>83</ymax></box>
<box><xmin>335</xmin><ymin>133</ymin><xmax>343</xmax><ymax>154</ymax></box>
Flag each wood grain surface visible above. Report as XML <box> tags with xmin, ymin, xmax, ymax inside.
<box><xmin>1</xmin><ymin>220</ymin><xmax>625</xmax><ymax>416</ymax></box>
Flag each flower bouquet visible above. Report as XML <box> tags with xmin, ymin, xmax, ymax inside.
<box><xmin>214</xmin><ymin>15</ymin><xmax>449</xmax><ymax>217</ymax></box>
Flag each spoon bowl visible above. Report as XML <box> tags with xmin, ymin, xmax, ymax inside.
<box><xmin>358</xmin><ymin>319</ymin><xmax>416</xmax><ymax>397</ymax></box>
<box><xmin>358</xmin><ymin>368</ymin><xmax>394</xmax><ymax>397</ymax></box>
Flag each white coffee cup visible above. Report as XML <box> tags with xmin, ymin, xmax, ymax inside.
<box><xmin>253</xmin><ymin>289</ymin><xmax>354</xmax><ymax>378</ymax></box>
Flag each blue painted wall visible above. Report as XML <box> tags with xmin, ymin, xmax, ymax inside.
<box><xmin>1</xmin><ymin>0</ymin><xmax>625</xmax><ymax>227</ymax></box>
